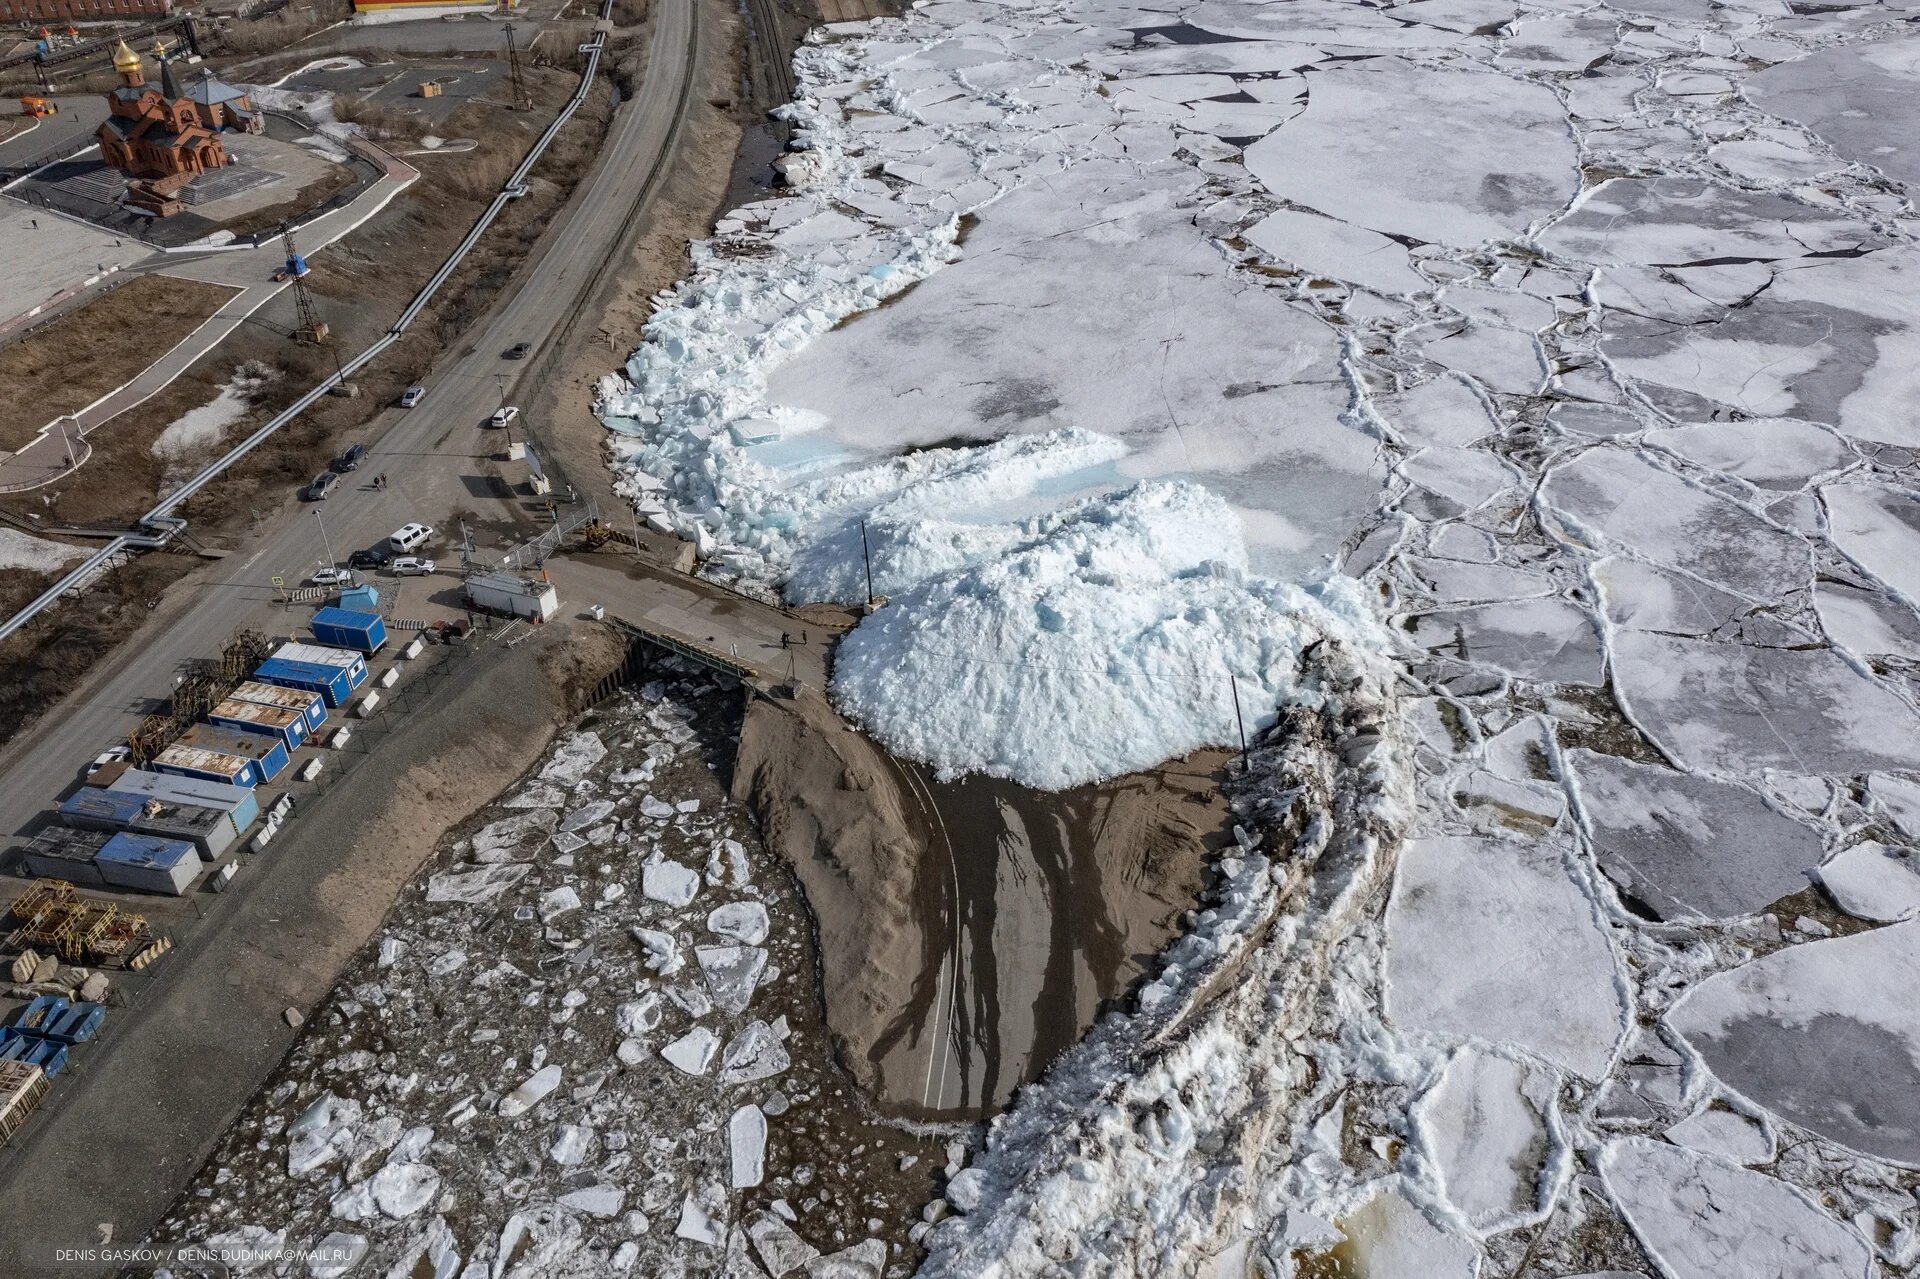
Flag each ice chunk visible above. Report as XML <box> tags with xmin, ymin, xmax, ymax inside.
<box><xmin>708</xmin><ymin>901</ymin><xmax>770</xmax><ymax>944</ymax></box>
<box><xmin>1611</xmin><ymin>632</ymin><xmax>1920</xmax><ymax>776</ymax></box>
<box><xmin>1244</xmin><ymin>61</ymin><xmax>1576</xmax><ymax>247</ymax></box>
<box><xmin>287</xmin><ymin>1093</ymin><xmax>360</xmax><ymax>1177</ymax></box>
<box><xmin>706</xmin><ymin>838</ymin><xmax>752</xmax><ymax>887</ymax></box>
<box><xmin>697</xmin><ymin>945</ymin><xmax>769</xmax><ymax>1014</ymax></box>
<box><xmin>1666</xmin><ymin>919</ymin><xmax>1920</xmax><ymax>1164</ymax></box>
<box><xmin>539</xmin><ymin>731</ymin><xmax>606</xmax><ymax>783</ymax></box>
<box><xmin>1824</xmin><ymin>483</ymin><xmax>1920</xmax><ymax>602</ymax></box>
<box><xmin>538</xmin><ymin>886</ymin><xmax>581</xmax><ymax>922</ymax></box>
<box><xmin>1568</xmin><ymin>750</ymin><xmax>1823</xmax><ymax>921</ymax></box>
<box><xmin>1316</xmin><ymin>1192</ymin><xmax>1478</xmax><ymax>1279</ymax></box>
<box><xmin>1415</xmin><ymin>1048</ymin><xmax>1554</xmax><ymax>1232</ymax></box>
<box><xmin>1600</xmin><ymin>1137</ymin><xmax>1870</xmax><ymax>1278</ymax></box>
<box><xmin>630</xmin><ymin>927</ymin><xmax>684</xmax><ymax>976</ymax></box>
<box><xmin>497</xmin><ymin>1064</ymin><xmax>563</xmax><ymax>1118</ymax></box>
<box><xmin>616</xmin><ymin>990</ymin><xmax>662</xmax><ymax>1036</ymax></box>
<box><xmin>676</xmin><ymin>1190</ymin><xmax>724</xmax><ymax>1246</ymax></box>
<box><xmin>1665</xmin><ymin>1107</ymin><xmax>1774</xmax><ymax>1167</ymax></box>
<box><xmin>558</xmin><ymin>1184</ymin><xmax>624</xmax><ymax>1218</ymax></box>
<box><xmin>642</xmin><ymin>857</ymin><xmax>701</xmax><ymax>907</ymax></box>
<box><xmin>730</xmin><ymin>1104</ymin><xmax>767</xmax><ymax>1188</ymax></box>
<box><xmin>471</xmin><ymin>810</ymin><xmax>559</xmax><ymax>863</ymax></box>
<box><xmin>369</xmin><ymin>1162</ymin><xmax>440</xmax><ymax>1218</ymax></box>
<box><xmin>1387</xmin><ymin>835</ymin><xmax>1626</xmax><ymax>1080</ymax></box>
<box><xmin>641</xmin><ymin>795</ymin><xmax>676</xmax><ymax>820</ymax></box>
<box><xmin>805</xmin><ymin>1239</ymin><xmax>887</xmax><ymax>1278</ymax></box>
<box><xmin>1816</xmin><ymin>842</ymin><xmax>1920</xmax><ymax>922</ymax></box>
<box><xmin>662</xmin><ymin>1027</ymin><xmax>721</xmax><ymax>1076</ymax></box>
<box><xmin>1244</xmin><ymin>207</ymin><xmax>1426</xmax><ymax>296</ymax></box>
<box><xmin>749</xmin><ymin>1212</ymin><xmax>821</xmax><ymax>1276</ymax></box>
<box><xmin>1405</xmin><ymin>600</ymin><xmax>1604</xmax><ymax>687</ymax></box>
<box><xmin>306</xmin><ymin>1231</ymin><xmax>367</xmax><ymax>1279</ymax></box>
<box><xmin>551</xmin><ymin>1123</ymin><xmax>592</xmax><ymax>1165</ymax></box>
<box><xmin>719</xmin><ymin>1020</ymin><xmax>792</xmax><ymax>1085</ymax></box>
<box><xmin>559</xmin><ymin>799</ymin><xmax>617</xmax><ymax>832</ymax></box>
<box><xmin>425</xmin><ymin>863</ymin><xmax>529</xmax><ymax>905</ymax></box>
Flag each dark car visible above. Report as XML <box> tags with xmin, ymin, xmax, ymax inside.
<box><xmin>348</xmin><ymin>546</ymin><xmax>391</xmax><ymax>570</ymax></box>
<box><xmin>503</xmin><ymin>342</ymin><xmax>531</xmax><ymax>360</ymax></box>
<box><xmin>331</xmin><ymin>442</ymin><xmax>367</xmax><ymax>473</ymax></box>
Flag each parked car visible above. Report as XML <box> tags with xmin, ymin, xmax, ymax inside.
<box><xmin>503</xmin><ymin>342</ymin><xmax>531</xmax><ymax>360</ymax></box>
<box><xmin>304</xmin><ymin>471</ymin><xmax>340</xmax><ymax>501</ymax></box>
<box><xmin>348</xmin><ymin>546</ymin><xmax>392</xmax><ymax>570</ymax></box>
<box><xmin>310</xmin><ymin>567</ymin><xmax>354</xmax><ymax>588</ymax></box>
<box><xmin>87</xmin><ymin>744</ymin><xmax>130</xmax><ymax>775</ymax></box>
<box><xmin>331</xmin><ymin>442</ymin><xmax>366</xmax><ymax>473</ymax></box>
<box><xmin>389</xmin><ymin>522</ymin><xmax>435</xmax><ymax>554</ymax></box>
<box><xmin>392</xmin><ymin>556</ymin><xmax>436</xmax><ymax>576</ymax></box>
<box><xmin>399</xmin><ymin>386</ymin><xmax>426</xmax><ymax>408</ymax></box>
<box><xmin>489</xmin><ymin>405</ymin><xmax>521</xmax><ymax>429</ymax></box>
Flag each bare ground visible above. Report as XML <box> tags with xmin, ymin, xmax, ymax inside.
<box><xmin>0</xmin><ymin>275</ymin><xmax>239</xmax><ymax>453</ymax></box>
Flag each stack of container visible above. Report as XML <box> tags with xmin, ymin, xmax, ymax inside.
<box><xmin>253</xmin><ymin>655</ymin><xmax>354</xmax><ymax>708</ymax></box>
<box><xmin>274</xmin><ymin>642</ymin><xmax>368</xmax><ymax>690</ymax></box>
<box><xmin>153</xmin><ymin>725</ymin><xmax>288</xmax><ymax>788</ymax></box>
<box><xmin>204</xmin><ymin>697</ymin><xmax>309</xmax><ymax>750</ymax></box>
<box><xmin>100</xmin><ymin>770</ymin><xmax>260</xmax><ymax>840</ymax></box>
<box><xmin>229</xmin><ymin>680</ymin><xmax>327</xmax><ymax>733</ymax></box>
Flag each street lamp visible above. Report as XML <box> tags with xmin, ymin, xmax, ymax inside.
<box><xmin>314</xmin><ymin>508</ymin><xmax>336</xmax><ymax>570</ymax></box>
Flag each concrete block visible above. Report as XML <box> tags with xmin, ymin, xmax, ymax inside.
<box><xmin>329</xmin><ymin>725</ymin><xmax>354</xmax><ymax>749</ymax></box>
<box><xmin>378</xmin><ymin>667</ymin><xmax>399</xmax><ymax>689</ymax></box>
<box><xmin>403</xmin><ymin>636</ymin><xmax>425</xmax><ymax>660</ymax></box>
<box><xmin>299</xmin><ymin>757</ymin><xmax>324</xmax><ymax>782</ymax></box>
<box><xmin>354</xmin><ymin>690</ymin><xmax>382</xmax><ymax>718</ymax></box>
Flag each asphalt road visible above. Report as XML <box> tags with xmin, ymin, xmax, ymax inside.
<box><xmin>0</xmin><ymin>0</ymin><xmax>698</xmax><ymax>841</ymax></box>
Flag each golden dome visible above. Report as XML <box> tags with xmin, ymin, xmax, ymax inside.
<box><xmin>111</xmin><ymin>39</ymin><xmax>140</xmax><ymax>73</ymax></box>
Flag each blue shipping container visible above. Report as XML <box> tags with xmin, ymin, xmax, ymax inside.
<box><xmin>275</xmin><ymin>642</ymin><xmax>369</xmax><ymax>689</ymax></box>
<box><xmin>312</xmin><ymin>607</ymin><xmax>388</xmax><ymax>654</ymax></box>
<box><xmin>152</xmin><ymin>743</ymin><xmax>259</xmax><ymax>789</ymax></box>
<box><xmin>205</xmin><ymin>697</ymin><xmax>308</xmax><ymax>750</ymax></box>
<box><xmin>253</xmin><ymin>657</ymin><xmax>353</xmax><ymax>708</ymax></box>
<box><xmin>230</xmin><ymin>680</ymin><xmax>327</xmax><ymax>731</ymax></box>
<box><xmin>38</xmin><ymin>1002</ymin><xmax>105</xmax><ymax>1045</ymax></box>
<box><xmin>340</xmin><ymin>584</ymin><xmax>379</xmax><ymax>612</ymax></box>
<box><xmin>58</xmin><ymin>787</ymin><xmax>148</xmax><ymax>832</ymax></box>
<box><xmin>179</xmin><ymin>725</ymin><xmax>289</xmax><ymax>782</ymax></box>
<box><xmin>110</xmin><ymin>770</ymin><xmax>260</xmax><ymax>833</ymax></box>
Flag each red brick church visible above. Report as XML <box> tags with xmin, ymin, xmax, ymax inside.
<box><xmin>96</xmin><ymin>39</ymin><xmax>261</xmax><ymax>213</ymax></box>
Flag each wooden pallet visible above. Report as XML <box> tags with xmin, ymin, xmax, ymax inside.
<box><xmin>0</xmin><ymin>1062</ymin><xmax>48</xmax><ymax>1148</ymax></box>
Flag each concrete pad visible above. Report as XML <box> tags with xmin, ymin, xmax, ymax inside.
<box><xmin>0</xmin><ymin>197</ymin><xmax>153</xmax><ymax>327</ymax></box>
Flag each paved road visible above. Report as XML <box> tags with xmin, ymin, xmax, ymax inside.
<box><xmin>0</xmin><ymin>0</ymin><xmax>698</xmax><ymax>841</ymax></box>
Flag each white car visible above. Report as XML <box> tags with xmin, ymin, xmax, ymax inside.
<box><xmin>310</xmin><ymin>567</ymin><xmax>354</xmax><ymax>588</ymax></box>
<box><xmin>399</xmin><ymin>386</ymin><xmax>426</xmax><ymax>408</ymax></box>
<box><xmin>489</xmin><ymin>405</ymin><xmax>520</xmax><ymax>428</ymax></box>
<box><xmin>87</xmin><ymin>744</ymin><xmax>130</xmax><ymax>774</ymax></box>
<box><xmin>389</xmin><ymin>522</ymin><xmax>435</xmax><ymax>554</ymax></box>
<box><xmin>392</xmin><ymin>556</ymin><xmax>436</xmax><ymax>576</ymax></box>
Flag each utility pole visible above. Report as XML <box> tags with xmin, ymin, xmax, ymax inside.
<box><xmin>314</xmin><ymin>508</ymin><xmax>336</xmax><ymax>570</ymax></box>
<box><xmin>1229</xmin><ymin>674</ymin><xmax>1249</xmax><ymax>774</ymax></box>
<box><xmin>503</xmin><ymin>23</ymin><xmax>532</xmax><ymax>111</ymax></box>
<box><xmin>859</xmin><ymin>518</ymin><xmax>875</xmax><ymax>612</ymax></box>
<box><xmin>279</xmin><ymin>221</ymin><xmax>327</xmax><ymax>343</ymax></box>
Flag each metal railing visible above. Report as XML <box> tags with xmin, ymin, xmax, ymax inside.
<box><xmin>0</xmin><ymin>0</ymin><xmax>620</xmax><ymax>647</ymax></box>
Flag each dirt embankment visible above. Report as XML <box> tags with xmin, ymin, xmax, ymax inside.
<box><xmin>734</xmin><ymin>691</ymin><xmax>1222</xmax><ymax>1118</ymax></box>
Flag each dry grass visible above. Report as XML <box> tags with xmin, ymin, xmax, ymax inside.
<box><xmin>212</xmin><ymin>1</ymin><xmax>354</xmax><ymax>57</ymax></box>
<box><xmin>0</xmin><ymin>275</ymin><xmax>239</xmax><ymax>453</ymax></box>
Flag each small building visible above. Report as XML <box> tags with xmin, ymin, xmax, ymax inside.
<box><xmin>466</xmin><ymin>570</ymin><xmax>559</xmax><ymax>621</ymax></box>
<box><xmin>253</xmin><ymin>657</ymin><xmax>354</xmax><ymax>708</ymax></box>
<box><xmin>95</xmin><ymin>831</ymin><xmax>200</xmax><ymax>895</ymax></box>
<box><xmin>350</xmin><ymin>0</ymin><xmax>493</xmax><ymax>24</ymax></box>
<box><xmin>109</xmin><ymin>769</ymin><xmax>260</xmax><ymax>834</ymax></box>
<box><xmin>230</xmin><ymin>680</ymin><xmax>328</xmax><ymax>732</ymax></box>
<box><xmin>312</xmin><ymin>607</ymin><xmax>388</xmax><ymax>655</ymax></box>
<box><xmin>205</xmin><ymin>697</ymin><xmax>310</xmax><ymax>751</ymax></box>
<box><xmin>19</xmin><ymin>826</ymin><xmax>110</xmax><ymax>886</ymax></box>
<box><xmin>177</xmin><ymin>724</ymin><xmax>290</xmax><ymax>782</ymax></box>
<box><xmin>274</xmin><ymin>642</ymin><xmax>369</xmax><ymax>690</ymax></box>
